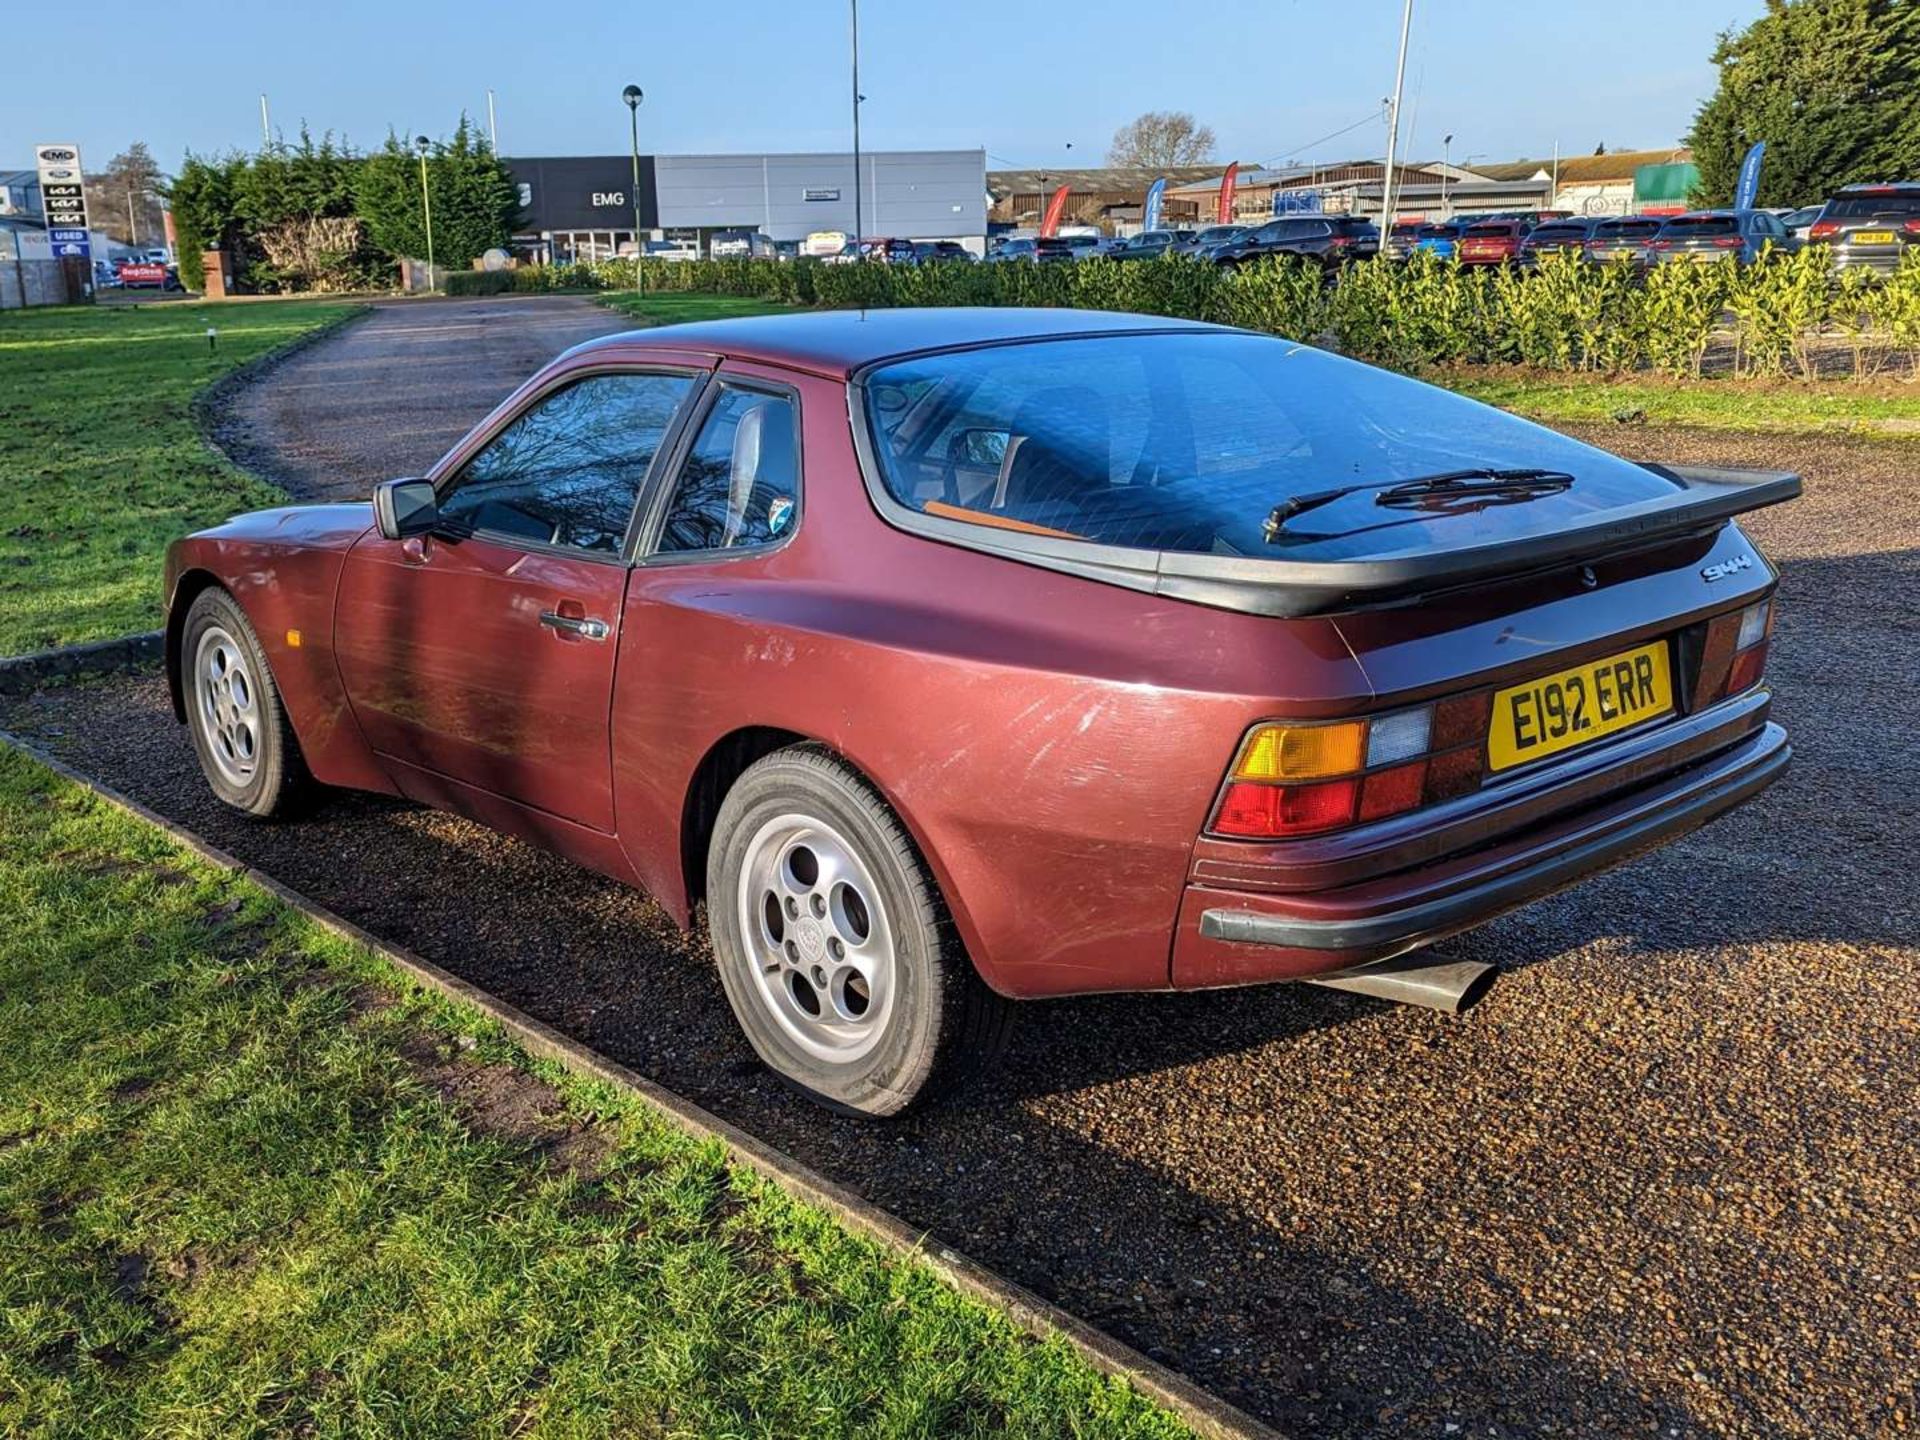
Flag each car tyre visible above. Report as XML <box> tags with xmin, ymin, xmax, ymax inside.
<box><xmin>180</xmin><ymin>587</ymin><xmax>314</xmax><ymax>819</ymax></box>
<box><xmin>708</xmin><ymin>746</ymin><xmax>1013</xmax><ymax>1116</ymax></box>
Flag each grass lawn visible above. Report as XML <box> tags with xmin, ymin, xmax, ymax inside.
<box><xmin>0</xmin><ymin>300</ymin><xmax>353</xmax><ymax>657</ymax></box>
<box><xmin>1441</xmin><ymin>367</ymin><xmax>1920</xmax><ymax>438</ymax></box>
<box><xmin>0</xmin><ymin>744</ymin><xmax>1188</xmax><ymax>1440</ymax></box>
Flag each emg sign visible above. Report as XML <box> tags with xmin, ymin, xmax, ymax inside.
<box><xmin>592</xmin><ymin>191</ymin><xmax>626</xmax><ymax>208</ymax></box>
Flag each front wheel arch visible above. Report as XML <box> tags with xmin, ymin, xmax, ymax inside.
<box><xmin>165</xmin><ymin>568</ymin><xmax>227</xmax><ymax>723</ymax></box>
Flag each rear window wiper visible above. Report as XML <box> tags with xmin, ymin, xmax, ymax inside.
<box><xmin>1263</xmin><ymin>468</ymin><xmax>1576</xmax><ymax>541</ymax></box>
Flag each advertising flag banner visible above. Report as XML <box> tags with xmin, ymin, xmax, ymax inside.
<box><xmin>1038</xmin><ymin>184</ymin><xmax>1071</xmax><ymax>238</ymax></box>
<box><xmin>1217</xmin><ymin>163</ymin><xmax>1240</xmax><ymax>224</ymax></box>
<box><xmin>1143</xmin><ymin>178</ymin><xmax>1166</xmax><ymax>232</ymax></box>
<box><xmin>1734</xmin><ymin>142</ymin><xmax>1767</xmax><ymax>211</ymax></box>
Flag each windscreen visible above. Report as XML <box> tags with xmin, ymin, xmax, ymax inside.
<box><xmin>860</xmin><ymin>332</ymin><xmax>1680</xmax><ymax>563</ymax></box>
<box><xmin>1663</xmin><ymin>215</ymin><xmax>1739</xmax><ymax>235</ymax></box>
<box><xmin>1827</xmin><ymin>193</ymin><xmax>1920</xmax><ymax>218</ymax></box>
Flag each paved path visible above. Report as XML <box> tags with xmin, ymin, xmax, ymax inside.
<box><xmin>208</xmin><ymin>296</ymin><xmax>631</xmax><ymax>503</ymax></box>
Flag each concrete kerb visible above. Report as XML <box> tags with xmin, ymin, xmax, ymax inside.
<box><xmin>0</xmin><ymin>726</ymin><xmax>1283</xmax><ymax>1440</ymax></box>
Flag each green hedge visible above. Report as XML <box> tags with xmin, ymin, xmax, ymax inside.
<box><xmin>491</xmin><ymin>246</ymin><xmax>1920</xmax><ymax>381</ymax></box>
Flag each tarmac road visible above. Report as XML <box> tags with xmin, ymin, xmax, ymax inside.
<box><xmin>204</xmin><ymin>295</ymin><xmax>631</xmax><ymax>500</ymax></box>
<box><xmin>11</xmin><ymin>314</ymin><xmax>1914</xmax><ymax>1438</ymax></box>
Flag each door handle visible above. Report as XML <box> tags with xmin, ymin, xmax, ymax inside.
<box><xmin>538</xmin><ymin>611</ymin><xmax>610</xmax><ymax>642</ymax></box>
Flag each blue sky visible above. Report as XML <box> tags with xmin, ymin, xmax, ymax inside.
<box><xmin>12</xmin><ymin>0</ymin><xmax>1760</xmax><ymax>176</ymax></box>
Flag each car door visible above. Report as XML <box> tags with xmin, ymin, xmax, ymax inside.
<box><xmin>334</xmin><ymin>366</ymin><xmax>702</xmax><ymax>833</ymax></box>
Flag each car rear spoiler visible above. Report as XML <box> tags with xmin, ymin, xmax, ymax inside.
<box><xmin>854</xmin><ymin>460</ymin><xmax>1801</xmax><ymax>620</ymax></box>
<box><xmin>1150</xmin><ymin>465</ymin><xmax>1803</xmax><ymax>617</ymax></box>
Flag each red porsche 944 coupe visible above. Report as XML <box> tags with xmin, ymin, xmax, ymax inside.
<box><xmin>165</xmin><ymin>308</ymin><xmax>1795</xmax><ymax>1114</ymax></box>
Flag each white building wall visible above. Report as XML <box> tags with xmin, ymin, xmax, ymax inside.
<box><xmin>654</xmin><ymin>150</ymin><xmax>986</xmax><ymax>243</ymax></box>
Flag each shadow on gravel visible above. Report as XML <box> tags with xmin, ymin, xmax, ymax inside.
<box><xmin>7</xmin><ymin>539</ymin><xmax>1914</xmax><ymax>1438</ymax></box>
<box><xmin>1</xmin><ymin>669</ymin><xmax>1723</xmax><ymax>1438</ymax></box>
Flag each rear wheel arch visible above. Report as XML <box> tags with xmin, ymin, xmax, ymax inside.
<box><xmin>165</xmin><ymin>568</ymin><xmax>227</xmax><ymax>722</ymax></box>
<box><xmin>678</xmin><ymin>728</ymin><xmax>1005</xmax><ymax>995</ymax></box>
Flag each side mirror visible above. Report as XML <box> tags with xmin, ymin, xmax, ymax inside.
<box><xmin>373</xmin><ymin>478</ymin><xmax>438</xmax><ymax>541</ymax></box>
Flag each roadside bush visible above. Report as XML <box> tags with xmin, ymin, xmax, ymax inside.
<box><xmin>1728</xmin><ymin>245</ymin><xmax>1833</xmax><ymax>379</ymax></box>
<box><xmin>444</xmin><ymin>270</ymin><xmax>514</xmax><ymax>296</ymax></box>
<box><xmin>1218</xmin><ymin>255</ymin><xmax>1333</xmax><ymax>340</ymax></box>
<box><xmin>1641</xmin><ymin>260</ymin><xmax>1732</xmax><ymax>378</ymax></box>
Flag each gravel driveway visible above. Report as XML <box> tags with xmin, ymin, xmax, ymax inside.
<box><xmin>9</xmin><ymin>412</ymin><xmax>1913</xmax><ymax>1437</ymax></box>
<box><xmin>205</xmin><ymin>295</ymin><xmax>629</xmax><ymax>501</ymax></box>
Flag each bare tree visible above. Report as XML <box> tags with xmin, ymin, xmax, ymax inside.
<box><xmin>88</xmin><ymin>143</ymin><xmax>168</xmax><ymax>247</ymax></box>
<box><xmin>1106</xmin><ymin>112</ymin><xmax>1217</xmax><ymax>169</ymax></box>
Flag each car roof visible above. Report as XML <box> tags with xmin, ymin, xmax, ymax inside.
<box><xmin>566</xmin><ymin>307</ymin><xmax>1232</xmax><ymax>379</ymax></box>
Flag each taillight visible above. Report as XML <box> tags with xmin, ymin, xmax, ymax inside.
<box><xmin>1713</xmin><ymin>236</ymin><xmax>1743</xmax><ymax>248</ymax></box>
<box><xmin>1903</xmin><ymin>219</ymin><xmax>1920</xmax><ymax>235</ymax></box>
<box><xmin>1649</xmin><ymin>238</ymin><xmax>1671</xmax><ymax>250</ymax></box>
<box><xmin>1693</xmin><ymin>599</ymin><xmax>1775</xmax><ymax>708</ymax></box>
<box><xmin>1210</xmin><ymin>697</ymin><xmax>1489</xmax><ymax>839</ymax></box>
<box><xmin>1809</xmin><ymin>220</ymin><xmax>1839</xmax><ymax>239</ymax></box>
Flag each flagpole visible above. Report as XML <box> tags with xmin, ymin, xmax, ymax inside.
<box><xmin>1379</xmin><ymin>0</ymin><xmax>1415</xmax><ymax>227</ymax></box>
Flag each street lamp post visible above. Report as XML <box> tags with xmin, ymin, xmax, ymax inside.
<box><xmin>415</xmin><ymin>136</ymin><xmax>435</xmax><ymax>289</ymax></box>
<box><xmin>1442</xmin><ymin>133</ymin><xmax>1454</xmax><ymax>218</ymax></box>
<box><xmin>849</xmin><ymin>0</ymin><xmax>863</xmax><ymax>253</ymax></box>
<box><xmin>1379</xmin><ymin>0</ymin><xmax>1415</xmax><ymax>227</ymax></box>
<box><xmin>622</xmin><ymin>84</ymin><xmax>645</xmax><ymax>267</ymax></box>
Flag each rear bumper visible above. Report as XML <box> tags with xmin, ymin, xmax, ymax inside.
<box><xmin>1171</xmin><ymin>717</ymin><xmax>1789</xmax><ymax>989</ymax></box>
<box><xmin>1831</xmin><ymin>250</ymin><xmax>1908</xmax><ymax>275</ymax></box>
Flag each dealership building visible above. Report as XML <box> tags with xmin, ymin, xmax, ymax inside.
<box><xmin>505</xmin><ymin>149</ymin><xmax>987</xmax><ymax>260</ymax></box>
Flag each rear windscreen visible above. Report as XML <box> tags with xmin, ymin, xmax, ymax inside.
<box><xmin>1531</xmin><ymin>226</ymin><xmax>1587</xmax><ymax>242</ymax></box>
<box><xmin>1663</xmin><ymin>215</ymin><xmax>1739</xmax><ymax>235</ymax></box>
<box><xmin>1594</xmin><ymin>219</ymin><xmax>1660</xmax><ymax>238</ymax></box>
<box><xmin>1467</xmin><ymin>222</ymin><xmax>1517</xmax><ymax>235</ymax></box>
<box><xmin>859</xmin><ymin>333</ymin><xmax>1678</xmax><ymax>563</ymax></box>
<box><xmin>1827</xmin><ymin>194</ymin><xmax>1920</xmax><ymax>218</ymax></box>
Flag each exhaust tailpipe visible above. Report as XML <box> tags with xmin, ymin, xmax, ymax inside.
<box><xmin>1307</xmin><ymin>956</ymin><xmax>1497</xmax><ymax>1014</ymax></box>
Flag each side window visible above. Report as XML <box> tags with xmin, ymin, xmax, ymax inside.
<box><xmin>654</xmin><ymin>386</ymin><xmax>800</xmax><ymax>554</ymax></box>
<box><xmin>438</xmin><ymin>372</ymin><xmax>695</xmax><ymax>554</ymax></box>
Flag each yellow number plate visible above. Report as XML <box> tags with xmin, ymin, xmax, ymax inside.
<box><xmin>1853</xmin><ymin>230</ymin><xmax>1896</xmax><ymax>245</ymax></box>
<box><xmin>1488</xmin><ymin>641</ymin><xmax>1673</xmax><ymax>772</ymax></box>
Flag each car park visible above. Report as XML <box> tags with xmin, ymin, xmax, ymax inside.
<box><xmin>1647</xmin><ymin>209</ymin><xmax>1794</xmax><ymax>266</ymax></box>
<box><xmin>1518</xmin><ymin>217</ymin><xmax>1600</xmax><ymax>267</ymax></box>
<box><xmin>1106</xmin><ymin>228</ymin><xmax>1194</xmax><ymax>261</ymax></box>
<box><xmin>644</xmin><ymin>238</ymin><xmax>700</xmax><ymax>263</ymax></box>
<box><xmin>1584</xmin><ymin>215</ymin><xmax>1665</xmax><ymax>269</ymax></box>
<box><xmin>1456</xmin><ymin>217</ymin><xmax>1535</xmax><ymax>266</ymax></box>
<box><xmin>1806</xmin><ymin>182</ymin><xmax>1920</xmax><ymax>274</ymax></box>
<box><xmin>1386</xmin><ymin>220</ymin><xmax>1427</xmax><ymax>260</ymax></box>
<box><xmin>1173</xmin><ymin>224</ymin><xmax>1247</xmax><ymax>256</ymax></box>
<box><xmin>1207</xmin><ymin>214</ymin><xmax>1380</xmax><ymax>269</ymax></box>
<box><xmin>1410</xmin><ymin>220</ymin><xmax>1468</xmax><ymax>260</ymax></box>
<box><xmin>162</xmin><ymin>306</ymin><xmax>1795</xmax><ymax>1115</ymax></box>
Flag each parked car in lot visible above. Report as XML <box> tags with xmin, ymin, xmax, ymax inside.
<box><xmin>1410</xmin><ymin>221</ymin><xmax>1469</xmax><ymax>260</ymax></box>
<box><xmin>1457</xmin><ymin>218</ymin><xmax>1535</xmax><ymax>266</ymax></box>
<box><xmin>985</xmin><ymin>236</ymin><xmax>1039</xmax><ymax>263</ymax></box>
<box><xmin>1807</xmin><ymin>182</ymin><xmax>1920</xmax><ymax>275</ymax></box>
<box><xmin>1583</xmin><ymin>215</ymin><xmax>1665</xmax><ymax>269</ymax></box>
<box><xmin>1207</xmin><ymin>214</ymin><xmax>1380</xmax><ymax>269</ymax></box>
<box><xmin>1173</xmin><ymin>224</ymin><xmax>1248</xmax><ymax>256</ymax></box>
<box><xmin>914</xmin><ymin>240</ymin><xmax>975</xmax><ymax>264</ymax></box>
<box><xmin>643</xmin><ymin>238</ymin><xmax>700</xmax><ymax>263</ymax></box>
<box><xmin>116</xmin><ymin>260</ymin><xmax>182</xmax><ymax>290</ymax></box>
<box><xmin>1647</xmin><ymin>209</ymin><xmax>1795</xmax><ymax>266</ymax></box>
<box><xmin>1777</xmin><ymin>205</ymin><xmax>1825</xmax><ymax>243</ymax></box>
<box><xmin>709</xmin><ymin>229</ymin><xmax>777</xmax><ymax>260</ymax></box>
<box><xmin>1106</xmin><ymin>228</ymin><xmax>1195</xmax><ymax>261</ymax></box>
<box><xmin>1386</xmin><ymin>220</ymin><xmax>1427</xmax><ymax>260</ymax></box>
<box><xmin>163</xmin><ymin>307</ymin><xmax>1796</xmax><ymax>1114</ymax></box>
<box><xmin>1518</xmin><ymin>217</ymin><xmax>1600</xmax><ymax>267</ymax></box>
